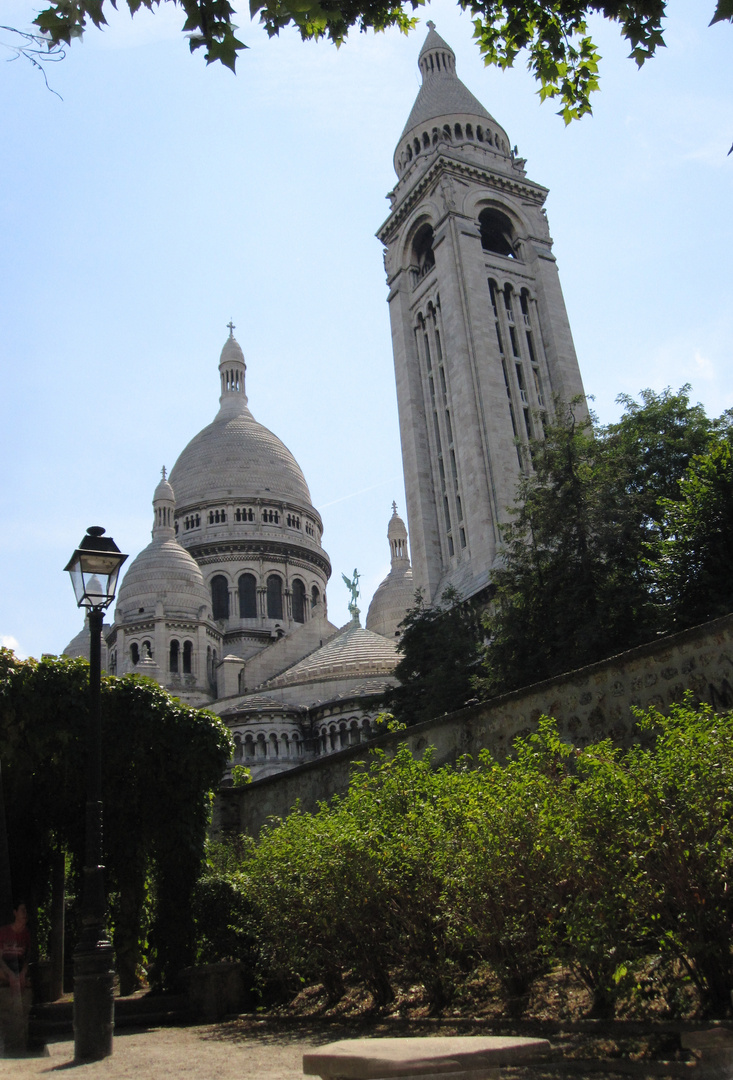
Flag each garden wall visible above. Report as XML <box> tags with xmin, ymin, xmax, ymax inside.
<box><xmin>214</xmin><ymin>613</ymin><xmax>733</xmax><ymax>838</ymax></box>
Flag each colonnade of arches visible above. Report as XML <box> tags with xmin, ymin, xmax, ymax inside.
<box><xmin>232</xmin><ymin>729</ymin><xmax>302</xmax><ymax>762</ymax></box>
<box><xmin>318</xmin><ymin>716</ymin><xmax>374</xmax><ymax>754</ymax></box>
<box><xmin>210</xmin><ymin>571</ymin><xmax>321</xmax><ymax>623</ymax></box>
<box><xmin>397</xmin><ymin>120</ymin><xmax>510</xmax><ymax>177</ymax></box>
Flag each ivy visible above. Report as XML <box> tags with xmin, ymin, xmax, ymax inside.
<box><xmin>0</xmin><ymin>650</ymin><xmax>232</xmax><ymax>992</ymax></box>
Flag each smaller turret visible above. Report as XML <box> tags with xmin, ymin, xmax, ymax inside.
<box><xmin>366</xmin><ymin>504</ymin><xmax>416</xmax><ymax>639</ymax></box>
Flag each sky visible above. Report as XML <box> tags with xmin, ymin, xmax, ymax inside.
<box><xmin>1</xmin><ymin>0</ymin><xmax>731</xmax><ymax>661</ymax></box>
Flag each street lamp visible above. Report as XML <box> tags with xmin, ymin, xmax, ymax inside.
<box><xmin>64</xmin><ymin>526</ymin><xmax>127</xmax><ymax>1062</ymax></box>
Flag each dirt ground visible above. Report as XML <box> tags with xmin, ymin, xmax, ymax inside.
<box><xmin>0</xmin><ymin>1022</ymin><xmax>326</xmax><ymax>1079</ymax></box>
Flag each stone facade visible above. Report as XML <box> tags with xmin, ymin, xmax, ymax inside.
<box><xmin>66</xmin><ymin>333</ymin><xmax>412</xmax><ymax>780</ymax></box>
<box><xmin>216</xmin><ymin>613</ymin><xmax>733</xmax><ymax>837</ymax></box>
<box><xmin>378</xmin><ymin>24</ymin><xmax>587</xmax><ymax>603</ymax></box>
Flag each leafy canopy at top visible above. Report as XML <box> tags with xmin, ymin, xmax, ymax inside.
<box><xmin>26</xmin><ymin>0</ymin><xmax>733</xmax><ymax>122</ymax></box>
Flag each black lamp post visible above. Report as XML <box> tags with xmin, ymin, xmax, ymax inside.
<box><xmin>64</xmin><ymin>526</ymin><xmax>127</xmax><ymax>1062</ymax></box>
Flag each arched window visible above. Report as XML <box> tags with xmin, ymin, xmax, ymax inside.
<box><xmin>169</xmin><ymin>639</ymin><xmax>180</xmax><ymax>673</ymax></box>
<box><xmin>239</xmin><ymin>573</ymin><xmax>257</xmax><ymax>619</ymax></box>
<box><xmin>311</xmin><ymin>585</ymin><xmax>320</xmax><ymax>609</ymax></box>
<box><xmin>211</xmin><ymin>575</ymin><xmax>229</xmax><ymax>620</ymax></box>
<box><xmin>130</xmin><ymin>642</ymin><xmax>139</xmax><ymax>665</ymax></box>
<box><xmin>479</xmin><ymin>207</ymin><xmax>516</xmax><ymax>258</ymax></box>
<box><xmin>292</xmin><ymin>578</ymin><xmax>306</xmax><ymax>623</ymax></box>
<box><xmin>183</xmin><ymin>640</ymin><xmax>193</xmax><ymax>674</ymax></box>
<box><xmin>142</xmin><ymin>640</ymin><xmax>152</xmax><ymax>658</ymax></box>
<box><xmin>412</xmin><ymin>223</ymin><xmax>435</xmax><ymax>280</ymax></box>
<box><xmin>267</xmin><ymin>575</ymin><xmax>283</xmax><ymax>620</ymax></box>
<box><xmin>233</xmin><ymin>734</ymin><xmax>243</xmax><ymax>761</ymax></box>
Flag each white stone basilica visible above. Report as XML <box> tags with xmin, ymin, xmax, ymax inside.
<box><xmin>64</xmin><ymin>23</ymin><xmax>587</xmax><ymax>779</ymax></box>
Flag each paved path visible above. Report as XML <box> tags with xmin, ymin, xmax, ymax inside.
<box><xmin>0</xmin><ymin>1022</ymin><xmax>325</xmax><ymax>1079</ymax></box>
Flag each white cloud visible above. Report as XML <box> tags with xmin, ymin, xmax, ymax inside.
<box><xmin>1</xmin><ymin>635</ymin><xmax>25</xmax><ymax>658</ymax></box>
<box><xmin>693</xmin><ymin>349</ymin><xmax>715</xmax><ymax>381</ymax></box>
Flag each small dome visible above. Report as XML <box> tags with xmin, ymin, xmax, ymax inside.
<box><xmin>388</xmin><ymin>505</ymin><xmax>408</xmax><ymax>542</ymax></box>
<box><xmin>115</xmin><ymin>539</ymin><xmax>211</xmax><ymax>622</ymax></box>
<box><xmin>115</xmin><ymin>477</ymin><xmax>211</xmax><ymax>622</ymax></box>
<box><xmin>154</xmin><ymin>470</ymin><xmax>174</xmax><ymax>504</ymax></box>
<box><xmin>63</xmin><ymin>616</ymin><xmax>111</xmax><ymax>665</ymax></box>
<box><xmin>366</xmin><ymin>503</ymin><xmax>415</xmax><ymax>639</ymax></box>
<box><xmin>366</xmin><ymin>568</ymin><xmax>415</xmax><ymax>639</ymax></box>
<box><xmin>220</xmin><ymin>334</ymin><xmax>245</xmax><ymax>366</ymax></box>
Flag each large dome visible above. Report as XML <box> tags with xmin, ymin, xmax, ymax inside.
<box><xmin>169</xmin><ymin>333</ymin><xmax>312</xmax><ymax>513</ymax></box>
<box><xmin>169</xmin><ymin>407</ymin><xmax>311</xmax><ymax>512</ymax></box>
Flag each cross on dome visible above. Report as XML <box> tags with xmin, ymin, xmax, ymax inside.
<box><xmin>392</xmin><ymin>501</ymin><xmax>398</xmax><ymax>514</ymax></box>
<box><xmin>227</xmin><ymin>320</ymin><xmax>235</xmax><ymax>337</ymax></box>
<box><xmin>161</xmin><ymin>465</ymin><xmax>167</xmax><ymax>481</ymax></box>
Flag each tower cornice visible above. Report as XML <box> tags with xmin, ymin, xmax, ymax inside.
<box><xmin>378</xmin><ymin>154</ymin><xmax>549</xmax><ymax>245</ymax></box>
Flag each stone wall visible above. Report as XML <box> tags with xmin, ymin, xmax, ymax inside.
<box><xmin>214</xmin><ymin>614</ymin><xmax>733</xmax><ymax>839</ymax></box>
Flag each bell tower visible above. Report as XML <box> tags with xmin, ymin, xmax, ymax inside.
<box><xmin>378</xmin><ymin>24</ymin><xmax>587</xmax><ymax>603</ymax></box>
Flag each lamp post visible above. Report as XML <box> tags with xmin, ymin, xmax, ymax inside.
<box><xmin>64</xmin><ymin>526</ymin><xmax>127</xmax><ymax>1062</ymax></box>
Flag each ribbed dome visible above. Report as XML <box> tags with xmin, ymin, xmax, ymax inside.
<box><xmin>264</xmin><ymin>622</ymin><xmax>398</xmax><ymax>689</ymax></box>
<box><xmin>115</xmin><ymin>537</ymin><xmax>211</xmax><ymax>622</ymax></box>
<box><xmin>366</xmin><ymin>567</ymin><xmax>415</xmax><ymax>639</ymax></box>
<box><xmin>169</xmin><ymin>407</ymin><xmax>312</xmax><ymax>511</ymax></box>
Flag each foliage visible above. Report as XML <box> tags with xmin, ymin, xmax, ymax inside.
<box><xmin>0</xmin><ymin>650</ymin><xmax>232</xmax><ymax>992</ymax></box>
<box><xmin>382</xmin><ymin>587</ymin><xmax>484</xmax><ymax>727</ymax></box>
<box><xmin>203</xmin><ymin>701</ymin><xmax>733</xmax><ymax>1019</ymax></box>
<box><xmin>649</xmin><ymin>434</ymin><xmax>733</xmax><ymax>631</ymax></box>
<box><xmin>22</xmin><ymin>0</ymin><xmax>731</xmax><ymax>122</ymax></box>
<box><xmin>625</xmin><ymin>701</ymin><xmax>733</xmax><ymax>1016</ymax></box>
<box><xmin>447</xmin><ymin>724</ymin><xmax>569</xmax><ymax>1013</ymax></box>
<box><xmin>478</xmin><ymin>388</ymin><xmax>728</xmax><ymax>698</ymax></box>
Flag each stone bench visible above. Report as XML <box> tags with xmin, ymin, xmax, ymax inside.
<box><xmin>303</xmin><ymin>1036</ymin><xmax>552</xmax><ymax>1080</ymax></box>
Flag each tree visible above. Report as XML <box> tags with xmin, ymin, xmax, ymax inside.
<box><xmin>480</xmin><ymin>400</ymin><xmax>649</xmax><ymax>695</ymax></box>
<box><xmin>19</xmin><ymin>0</ymin><xmax>733</xmax><ymax>122</ymax></box>
<box><xmin>382</xmin><ymin>587</ymin><xmax>484</xmax><ymax>727</ymax></box>
<box><xmin>649</xmin><ymin>434</ymin><xmax>733</xmax><ymax>631</ymax></box>
<box><xmin>479</xmin><ymin>389</ymin><xmax>725</xmax><ymax>698</ymax></box>
<box><xmin>0</xmin><ymin>649</ymin><xmax>232</xmax><ymax>992</ymax></box>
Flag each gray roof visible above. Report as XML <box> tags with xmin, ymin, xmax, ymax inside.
<box><xmin>264</xmin><ymin>620</ymin><xmax>399</xmax><ymax>688</ymax></box>
<box><xmin>220</xmin><ymin>692</ymin><xmax>307</xmax><ymax>718</ymax></box>
<box><xmin>115</xmin><ymin>536</ymin><xmax>210</xmax><ymax>621</ymax></box>
<box><xmin>169</xmin><ymin>403</ymin><xmax>312</xmax><ymax>512</ymax></box>
<box><xmin>400</xmin><ymin>25</ymin><xmax>496</xmax><ymax>141</ymax></box>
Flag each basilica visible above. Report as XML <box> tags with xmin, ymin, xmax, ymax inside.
<box><xmin>65</xmin><ymin>23</ymin><xmax>586</xmax><ymax>780</ymax></box>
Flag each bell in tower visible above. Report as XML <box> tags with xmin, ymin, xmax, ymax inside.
<box><xmin>378</xmin><ymin>23</ymin><xmax>587</xmax><ymax>604</ymax></box>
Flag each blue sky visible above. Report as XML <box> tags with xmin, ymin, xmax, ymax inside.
<box><xmin>1</xmin><ymin>0</ymin><xmax>731</xmax><ymax>660</ymax></box>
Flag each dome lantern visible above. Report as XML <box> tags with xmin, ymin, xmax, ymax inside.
<box><xmin>218</xmin><ymin>322</ymin><xmax>248</xmax><ymax>416</ymax></box>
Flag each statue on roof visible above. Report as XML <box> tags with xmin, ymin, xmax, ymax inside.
<box><xmin>342</xmin><ymin>568</ymin><xmax>361</xmax><ymax>621</ymax></box>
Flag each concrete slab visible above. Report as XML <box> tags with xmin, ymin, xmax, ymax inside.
<box><xmin>303</xmin><ymin>1035</ymin><xmax>552</xmax><ymax>1080</ymax></box>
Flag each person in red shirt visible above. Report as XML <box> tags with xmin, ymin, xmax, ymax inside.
<box><xmin>0</xmin><ymin>903</ymin><xmax>30</xmax><ymax>992</ymax></box>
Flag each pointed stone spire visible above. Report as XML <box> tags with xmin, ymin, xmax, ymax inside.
<box><xmin>218</xmin><ymin>323</ymin><xmax>248</xmax><ymax>416</ymax></box>
<box><xmin>152</xmin><ymin>467</ymin><xmax>176</xmax><ymax>539</ymax></box>
<box><xmin>398</xmin><ymin>23</ymin><xmax>499</xmax><ymax>148</ymax></box>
